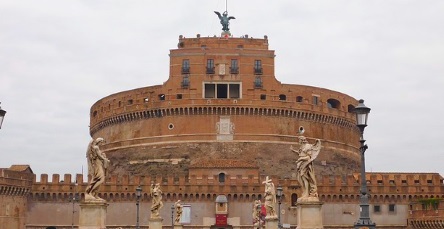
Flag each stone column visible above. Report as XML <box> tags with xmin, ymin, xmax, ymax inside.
<box><xmin>296</xmin><ymin>200</ymin><xmax>323</xmax><ymax>229</ymax></box>
<box><xmin>149</xmin><ymin>217</ymin><xmax>163</xmax><ymax>229</ymax></box>
<box><xmin>79</xmin><ymin>202</ymin><xmax>108</xmax><ymax>229</ymax></box>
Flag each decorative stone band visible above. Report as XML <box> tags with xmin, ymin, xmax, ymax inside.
<box><xmin>90</xmin><ymin>106</ymin><xmax>356</xmax><ymax>136</ymax></box>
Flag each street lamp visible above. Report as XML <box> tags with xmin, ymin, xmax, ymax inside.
<box><xmin>276</xmin><ymin>185</ymin><xmax>283</xmax><ymax>229</ymax></box>
<box><xmin>171</xmin><ymin>204</ymin><xmax>175</xmax><ymax>228</ymax></box>
<box><xmin>353</xmin><ymin>99</ymin><xmax>376</xmax><ymax>229</ymax></box>
<box><xmin>136</xmin><ymin>186</ymin><xmax>142</xmax><ymax>229</ymax></box>
<box><xmin>0</xmin><ymin>102</ymin><xmax>6</xmax><ymax>129</ymax></box>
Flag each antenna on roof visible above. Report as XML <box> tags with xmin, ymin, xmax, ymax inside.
<box><xmin>226</xmin><ymin>0</ymin><xmax>228</xmax><ymax>12</ymax></box>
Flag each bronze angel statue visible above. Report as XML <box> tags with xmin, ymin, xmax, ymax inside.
<box><xmin>291</xmin><ymin>136</ymin><xmax>321</xmax><ymax>200</ymax></box>
<box><xmin>214</xmin><ymin>11</ymin><xmax>235</xmax><ymax>32</ymax></box>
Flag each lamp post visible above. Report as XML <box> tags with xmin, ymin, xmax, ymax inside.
<box><xmin>0</xmin><ymin>102</ymin><xmax>6</xmax><ymax>129</ymax></box>
<box><xmin>171</xmin><ymin>204</ymin><xmax>175</xmax><ymax>228</ymax></box>
<box><xmin>136</xmin><ymin>186</ymin><xmax>142</xmax><ymax>229</ymax></box>
<box><xmin>276</xmin><ymin>185</ymin><xmax>283</xmax><ymax>229</ymax></box>
<box><xmin>353</xmin><ymin>99</ymin><xmax>376</xmax><ymax>229</ymax></box>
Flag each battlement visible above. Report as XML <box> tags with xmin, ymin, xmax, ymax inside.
<box><xmin>29</xmin><ymin>172</ymin><xmax>444</xmax><ymax>204</ymax></box>
<box><xmin>177</xmin><ymin>34</ymin><xmax>269</xmax><ymax>50</ymax></box>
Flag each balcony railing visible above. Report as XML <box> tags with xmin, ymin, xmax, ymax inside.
<box><xmin>181</xmin><ymin>67</ymin><xmax>190</xmax><ymax>74</ymax></box>
<box><xmin>230</xmin><ymin>67</ymin><xmax>239</xmax><ymax>74</ymax></box>
<box><xmin>254</xmin><ymin>67</ymin><xmax>263</xmax><ymax>75</ymax></box>
<box><xmin>206</xmin><ymin>67</ymin><xmax>215</xmax><ymax>74</ymax></box>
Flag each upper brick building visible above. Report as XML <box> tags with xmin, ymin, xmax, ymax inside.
<box><xmin>89</xmin><ymin>34</ymin><xmax>361</xmax><ymax>178</ymax></box>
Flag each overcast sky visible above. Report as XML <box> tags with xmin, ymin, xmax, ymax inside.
<box><xmin>1</xmin><ymin>1</ymin><xmax>443</xmax><ymax>180</ymax></box>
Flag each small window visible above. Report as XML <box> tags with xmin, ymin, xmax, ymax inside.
<box><xmin>279</xmin><ymin>94</ymin><xmax>286</xmax><ymax>101</ymax></box>
<box><xmin>182</xmin><ymin>59</ymin><xmax>190</xmax><ymax>74</ymax></box>
<box><xmin>182</xmin><ymin>75</ymin><xmax>190</xmax><ymax>88</ymax></box>
<box><xmin>377</xmin><ymin>180</ymin><xmax>383</xmax><ymax>185</ymax></box>
<box><xmin>176</xmin><ymin>94</ymin><xmax>183</xmax><ymax>99</ymax></box>
<box><xmin>296</xmin><ymin>96</ymin><xmax>303</xmax><ymax>102</ymax></box>
<box><xmin>230</xmin><ymin>59</ymin><xmax>239</xmax><ymax>74</ymax></box>
<box><xmin>312</xmin><ymin>96</ymin><xmax>319</xmax><ymax>105</ymax></box>
<box><xmin>254</xmin><ymin>76</ymin><xmax>263</xmax><ymax>88</ymax></box>
<box><xmin>389</xmin><ymin>180</ymin><xmax>395</xmax><ymax>185</ymax></box>
<box><xmin>402</xmin><ymin>180</ymin><xmax>407</xmax><ymax>184</ymax></box>
<box><xmin>389</xmin><ymin>204</ymin><xmax>396</xmax><ymax>212</ymax></box>
<box><xmin>93</xmin><ymin>111</ymin><xmax>97</xmax><ymax>117</ymax></box>
<box><xmin>374</xmin><ymin>205</ymin><xmax>381</xmax><ymax>213</ymax></box>
<box><xmin>159</xmin><ymin>94</ymin><xmax>166</xmax><ymax>101</ymax></box>
<box><xmin>254</xmin><ymin>60</ymin><xmax>262</xmax><ymax>75</ymax></box>
<box><xmin>127</xmin><ymin>99</ymin><xmax>133</xmax><ymax>105</ymax></box>
<box><xmin>206</xmin><ymin>59</ymin><xmax>215</xmax><ymax>74</ymax></box>
<box><xmin>118</xmin><ymin>101</ymin><xmax>122</xmax><ymax>107</ymax></box>
<box><xmin>414</xmin><ymin>180</ymin><xmax>420</xmax><ymax>184</ymax></box>
<box><xmin>218</xmin><ymin>173</ymin><xmax>226</xmax><ymax>183</ymax></box>
<box><xmin>291</xmin><ymin>193</ymin><xmax>298</xmax><ymax>206</ymax></box>
<box><xmin>260</xmin><ymin>94</ymin><xmax>266</xmax><ymax>100</ymax></box>
<box><xmin>427</xmin><ymin>180</ymin><xmax>433</xmax><ymax>184</ymax></box>
<box><xmin>348</xmin><ymin>104</ymin><xmax>355</xmax><ymax>112</ymax></box>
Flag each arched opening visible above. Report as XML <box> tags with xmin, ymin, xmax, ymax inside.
<box><xmin>279</xmin><ymin>94</ymin><xmax>286</xmax><ymax>101</ymax></box>
<box><xmin>327</xmin><ymin>98</ymin><xmax>341</xmax><ymax>109</ymax></box>
<box><xmin>291</xmin><ymin>193</ymin><xmax>298</xmax><ymax>206</ymax></box>
<box><xmin>296</xmin><ymin>96</ymin><xmax>303</xmax><ymax>102</ymax></box>
<box><xmin>348</xmin><ymin>104</ymin><xmax>355</xmax><ymax>112</ymax></box>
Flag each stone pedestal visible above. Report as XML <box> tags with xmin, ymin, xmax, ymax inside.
<box><xmin>296</xmin><ymin>201</ymin><xmax>324</xmax><ymax>229</ymax></box>
<box><xmin>174</xmin><ymin>224</ymin><xmax>183</xmax><ymax>229</ymax></box>
<box><xmin>149</xmin><ymin>217</ymin><xmax>163</xmax><ymax>229</ymax></box>
<box><xmin>79</xmin><ymin>201</ymin><xmax>108</xmax><ymax>229</ymax></box>
<box><xmin>264</xmin><ymin>217</ymin><xmax>278</xmax><ymax>229</ymax></box>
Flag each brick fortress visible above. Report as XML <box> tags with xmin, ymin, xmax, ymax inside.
<box><xmin>1</xmin><ymin>34</ymin><xmax>443</xmax><ymax>229</ymax></box>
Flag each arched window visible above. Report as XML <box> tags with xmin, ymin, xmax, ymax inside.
<box><xmin>291</xmin><ymin>193</ymin><xmax>298</xmax><ymax>206</ymax></box>
<box><xmin>296</xmin><ymin>96</ymin><xmax>303</xmax><ymax>102</ymax></box>
<box><xmin>279</xmin><ymin>94</ymin><xmax>287</xmax><ymax>101</ymax></box>
<box><xmin>219</xmin><ymin>173</ymin><xmax>226</xmax><ymax>183</ymax></box>
<box><xmin>327</xmin><ymin>99</ymin><xmax>340</xmax><ymax>109</ymax></box>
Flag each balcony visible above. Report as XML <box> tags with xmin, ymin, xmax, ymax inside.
<box><xmin>181</xmin><ymin>67</ymin><xmax>190</xmax><ymax>74</ymax></box>
<box><xmin>206</xmin><ymin>67</ymin><xmax>215</xmax><ymax>74</ymax></box>
<box><xmin>230</xmin><ymin>67</ymin><xmax>239</xmax><ymax>74</ymax></box>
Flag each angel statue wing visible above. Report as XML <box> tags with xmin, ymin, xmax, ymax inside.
<box><xmin>214</xmin><ymin>11</ymin><xmax>222</xmax><ymax>20</ymax></box>
<box><xmin>86</xmin><ymin>139</ymin><xmax>94</xmax><ymax>177</ymax></box>
<box><xmin>228</xmin><ymin>16</ymin><xmax>236</xmax><ymax>20</ymax></box>
<box><xmin>308</xmin><ymin>139</ymin><xmax>321</xmax><ymax>163</ymax></box>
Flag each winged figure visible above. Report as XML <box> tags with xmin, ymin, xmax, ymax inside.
<box><xmin>214</xmin><ymin>11</ymin><xmax>235</xmax><ymax>32</ymax></box>
<box><xmin>291</xmin><ymin>136</ymin><xmax>322</xmax><ymax>200</ymax></box>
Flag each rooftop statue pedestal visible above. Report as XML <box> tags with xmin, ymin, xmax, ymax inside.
<box><xmin>174</xmin><ymin>224</ymin><xmax>183</xmax><ymax>229</ymax></box>
<box><xmin>264</xmin><ymin>217</ymin><xmax>278</xmax><ymax>229</ymax></box>
<box><xmin>149</xmin><ymin>217</ymin><xmax>163</xmax><ymax>229</ymax></box>
<box><xmin>296</xmin><ymin>198</ymin><xmax>324</xmax><ymax>229</ymax></box>
<box><xmin>79</xmin><ymin>201</ymin><xmax>108</xmax><ymax>229</ymax></box>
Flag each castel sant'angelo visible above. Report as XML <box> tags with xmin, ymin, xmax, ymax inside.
<box><xmin>1</xmin><ymin>9</ymin><xmax>443</xmax><ymax>229</ymax></box>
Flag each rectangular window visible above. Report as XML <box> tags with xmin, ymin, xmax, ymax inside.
<box><xmin>182</xmin><ymin>59</ymin><xmax>190</xmax><ymax>74</ymax></box>
<box><xmin>312</xmin><ymin>96</ymin><xmax>319</xmax><ymax>105</ymax></box>
<box><xmin>204</xmin><ymin>83</ymin><xmax>241</xmax><ymax>99</ymax></box>
<box><xmin>374</xmin><ymin>205</ymin><xmax>381</xmax><ymax>213</ymax></box>
<box><xmin>205</xmin><ymin>84</ymin><xmax>216</xmax><ymax>98</ymax></box>
<box><xmin>229</xmin><ymin>84</ymin><xmax>240</xmax><ymax>98</ymax></box>
<box><xmin>230</xmin><ymin>59</ymin><xmax>239</xmax><ymax>74</ymax></box>
<box><xmin>389</xmin><ymin>204</ymin><xmax>396</xmax><ymax>212</ymax></box>
<box><xmin>206</xmin><ymin>59</ymin><xmax>215</xmax><ymax>74</ymax></box>
<box><xmin>254</xmin><ymin>60</ymin><xmax>262</xmax><ymax>74</ymax></box>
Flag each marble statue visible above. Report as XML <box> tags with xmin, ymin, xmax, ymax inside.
<box><xmin>150</xmin><ymin>183</ymin><xmax>164</xmax><ymax>218</ymax></box>
<box><xmin>253</xmin><ymin>199</ymin><xmax>262</xmax><ymax>225</ymax></box>
<box><xmin>85</xmin><ymin>137</ymin><xmax>110</xmax><ymax>202</ymax></box>
<box><xmin>291</xmin><ymin>136</ymin><xmax>321</xmax><ymax>201</ymax></box>
<box><xmin>262</xmin><ymin>176</ymin><xmax>277</xmax><ymax>219</ymax></box>
<box><xmin>174</xmin><ymin>200</ymin><xmax>183</xmax><ymax>224</ymax></box>
<box><xmin>214</xmin><ymin>11</ymin><xmax>235</xmax><ymax>32</ymax></box>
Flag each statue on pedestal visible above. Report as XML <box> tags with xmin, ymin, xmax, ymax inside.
<box><xmin>253</xmin><ymin>199</ymin><xmax>263</xmax><ymax>226</ymax></box>
<box><xmin>150</xmin><ymin>183</ymin><xmax>164</xmax><ymax>219</ymax></box>
<box><xmin>262</xmin><ymin>176</ymin><xmax>277</xmax><ymax>219</ymax></box>
<box><xmin>291</xmin><ymin>136</ymin><xmax>321</xmax><ymax>201</ymax></box>
<box><xmin>214</xmin><ymin>11</ymin><xmax>235</xmax><ymax>32</ymax></box>
<box><xmin>174</xmin><ymin>200</ymin><xmax>183</xmax><ymax>225</ymax></box>
<box><xmin>85</xmin><ymin>137</ymin><xmax>109</xmax><ymax>202</ymax></box>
